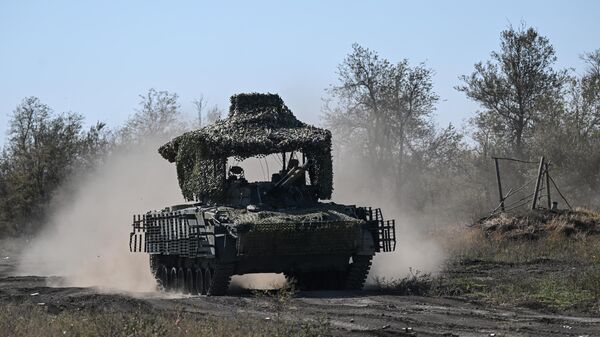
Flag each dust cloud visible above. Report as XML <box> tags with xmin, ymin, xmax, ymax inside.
<box><xmin>367</xmin><ymin>217</ymin><xmax>445</xmax><ymax>281</ymax></box>
<box><xmin>228</xmin><ymin>153</ymin><xmax>444</xmax><ymax>287</ymax></box>
<box><xmin>17</xmin><ymin>139</ymin><xmax>184</xmax><ymax>293</ymax></box>
<box><xmin>331</xmin><ymin>155</ymin><xmax>446</xmax><ymax>282</ymax></box>
<box><xmin>16</xmin><ymin>145</ymin><xmax>442</xmax><ymax>293</ymax></box>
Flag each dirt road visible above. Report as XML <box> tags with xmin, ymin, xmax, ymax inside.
<box><xmin>1</xmin><ymin>248</ymin><xmax>599</xmax><ymax>337</ymax></box>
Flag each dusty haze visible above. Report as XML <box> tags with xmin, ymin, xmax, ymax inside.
<box><xmin>17</xmin><ymin>139</ymin><xmax>183</xmax><ymax>292</ymax></box>
<box><xmin>16</xmin><ymin>146</ymin><xmax>442</xmax><ymax>292</ymax></box>
<box><xmin>331</xmin><ymin>154</ymin><xmax>446</xmax><ymax>283</ymax></box>
<box><xmin>16</xmin><ymin>152</ymin><xmax>290</xmax><ymax>292</ymax></box>
<box><xmin>227</xmin><ymin>154</ymin><xmax>445</xmax><ymax>285</ymax></box>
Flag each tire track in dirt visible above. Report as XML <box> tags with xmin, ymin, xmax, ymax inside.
<box><xmin>1</xmin><ymin>275</ymin><xmax>599</xmax><ymax>336</ymax></box>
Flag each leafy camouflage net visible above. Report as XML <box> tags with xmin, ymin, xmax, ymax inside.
<box><xmin>229</xmin><ymin>205</ymin><xmax>363</xmax><ymax>256</ymax></box>
<box><xmin>159</xmin><ymin>93</ymin><xmax>332</xmax><ymax>202</ymax></box>
<box><xmin>229</xmin><ymin>204</ymin><xmax>362</xmax><ymax>226</ymax></box>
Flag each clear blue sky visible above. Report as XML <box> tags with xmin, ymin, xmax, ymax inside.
<box><xmin>1</xmin><ymin>0</ymin><xmax>599</xmax><ymax>139</ymax></box>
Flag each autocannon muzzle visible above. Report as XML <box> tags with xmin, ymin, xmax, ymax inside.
<box><xmin>273</xmin><ymin>159</ymin><xmax>313</xmax><ymax>190</ymax></box>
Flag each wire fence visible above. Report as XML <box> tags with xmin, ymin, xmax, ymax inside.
<box><xmin>489</xmin><ymin>156</ymin><xmax>571</xmax><ymax>218</ymax></box>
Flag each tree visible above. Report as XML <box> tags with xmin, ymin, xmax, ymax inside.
<box><xmin>323</xmin><ymin>44</ymin><xmax>474</xmax><ymax>224</ymax></box>
<box><xmin>580</xmin><ymin>49</ymin><xmax>600</xmax><ymax>132</ymax></box>
<box><xmin>0</xmin><ymin>90</ymin><xmax>192</xmax><ymax>237</ymax></box>
<box><xmin>530</xmin><ymin>49</ymin><xmax>600</xmax><ymax>205</ymax></box>
<box><xmin>79</xmin><ymin>122</ymin><xmax>113</xmax><ymax>169</ymax></box>
<box><xmin>192</xmin><ymin>95</ymin><xmax>223</xmax><ymax>127</ymax></box>
<box><xmin>0</xmin><ymin>97</ymin><xmax>88</xmax><ymax>234</ymax></box>
<box><xmin>192</xmin><ymin>95</ymin><xmax>206</xmax><ymax>128</ymax></box>
<box><xmin>324</xmin><ymin>44</ymin><xmax>449</xmax><ymax>193</ymax></box>
<box><xmin>205</xmin><ymin>105</ymin><xmax>223</xmax><ymax>125</ymax></box>
<box><xmin>118</xmin><ymin>88</ymin><xmax>186</xmax><ymax>143</ymax></box>
<box><xmin>457</xmin><ymin>25</ymin><xmax>566</xmax><ymax>157</ymax></box>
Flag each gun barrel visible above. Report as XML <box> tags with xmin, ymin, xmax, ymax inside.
<box><xmin>274</xmin><ymin>160</ymin><xmax>312</xmax><ymax>189</ymax></box>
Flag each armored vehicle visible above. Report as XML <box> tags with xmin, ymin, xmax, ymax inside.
<box><xmin>129</xmin><ymin>93</ymin><xmax>396</xmax><ymax>295</ymax></box>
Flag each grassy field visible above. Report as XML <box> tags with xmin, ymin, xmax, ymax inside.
<box><xmin>0</xmin><ymin>278</ymin><xmax>331</xmax><ymax>337</ymax></box>
<box><xmin>0</xmin><ymin>302</ymin><xmax>331</xmax><ymax>337</ymax></box>
<box><xmin>444</xmin><ymin>235</ymin><xmax>600</xmax><ymax>312</ymax></box>
<box><xmin>3</xmin><ymin>209</ymin><xmax>600</xmax><ymax>336</ymax></box>
<box><xmin>376</xmin><ymin>209</ymin><xmax>600</xmax><ymax>315</ymax></box>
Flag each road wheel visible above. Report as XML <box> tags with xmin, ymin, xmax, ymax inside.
<box><xmin>177</xmin><ymin>268</ymin><xmax>185</xmax><ymax>292</ymax></box>
<box><xmin>194</xmin><ymin>268</ymin><xmax>205</xmax><ymax>295</ymax></box>
<box><xmin>168</xmin><ymin>267</ymin><xmax>178</xmax><ymax>291</ymax></box>
<box><xmin>185</xmin><ymin>268</ymin><xmax>194</xmax><ymax>294</ymax></box>
<box><xmin>203</xmin><ymin>268</ymin><xmax>213</xmax><ymax>295</ymax></box>
<box><xmin>155</xmin><ymin>264</ymin><xmax>168</xmax><ymax>291</ymax></box>
<box><xmin>168</xmin><ymin>267</ymin><xmax>179</xmax><ymax>291</ymax></box>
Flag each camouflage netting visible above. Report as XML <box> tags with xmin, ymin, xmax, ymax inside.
<box><xmin>229</xmin><ymin>204</ymin><xmax>362</xmax><ymax>226</ymax></box>
<box><xmin>228</xmin><ymin>205</ymin><xmax>363</xmax><ymax>256</ymax></box>
<box><xmin>159</xmin><ymin>93</ymin><xmax>333</xmax><ymax>202</ymax></box>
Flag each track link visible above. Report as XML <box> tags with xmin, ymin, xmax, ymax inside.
<box><xmin>344</xmin><ymin>255</ymin><xmax>373</xmax><ymax>290</ymax></box>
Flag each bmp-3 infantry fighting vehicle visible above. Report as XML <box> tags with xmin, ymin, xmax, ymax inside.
<box><xmin>130</xmin><ymin>93</ymin><xmax>396</xmax><ymax>295</ymax></box>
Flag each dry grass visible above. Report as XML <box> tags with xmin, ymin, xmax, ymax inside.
<box><xmin>374</xmin><ymin>210</ymin><xmax>600</xmax><ymax>314</ymax></box>
<box><xmin>450</xmin><ymin>208</ymin><xmax>600</xmax><ymax>264</ymax></box>
<box><xmin>372</xmin><ymin>268</ymin><xmax>433</xmax><ymax>296</ymax></box>
<box><xmin>476</xmin><ymin>208</ymin><xmax>600</xmax><ymax>241</ymax></box>
<box><xmin>0</xmin><ymin>303</ymin><xmax>331</xmax><ymax>337</ymax></box>
<box><xmin>435</xmin><ymin>211</ymin><xmax>600</xmax><ymax>314</ymax></box>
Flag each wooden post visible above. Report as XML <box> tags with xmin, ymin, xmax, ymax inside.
<box><xmin>282</xmin><ymin>152</ymin><xmax>286</xmax><ymax>171</ymax></box>
<box><xmin>545</xmin><ymin>163</ymin><xmax>551</xmax><ymax>209</ymax></box>
<box><xmin>531</xmin><ymin>156</ymin><xmax>545</xmax><ymax>210</ymax></box>
<box><xmin>493</xmin><ymin>157</ymin><xmax>505</xmax><ymax>212</ymax></box>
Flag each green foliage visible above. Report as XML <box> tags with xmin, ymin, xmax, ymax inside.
<box><xmin>0</xmin><ymin>97</ymin><xmax>108</xmax><ymax>236</ymax></box>
<box><xmin>0</xmin><ymin>88</ymin><xmax>183</xmax><ymax>237</ymax></box>
<box><xmin>325</xmin><ymin>43</ymin><xmax>484</xmax><ymax>224</ymax></box>
<box><xmin>441</xmin><ymin>231</ymin><xmax>600</xmax><ymax>313</ymax></box>
<box><xmin>457</xmin><ymin>24</ymin><xmax>566</xmax><ymax>157</ymax></box>
<box><xmin>324</xmin><ymin>44</ymin><xmax>450</xmax><ymax>192</ymax></box>
<box><xmin>326</xmin><ymin>26</ymin><xmax>600</xmax><ymax>225</ymax></box>
<box><xmin>459</xmin><ymin>24</ymin><xmax>600</xmax><ymax>208</ymax></box>
<box><xmin>0</xmin><ymin>25</ymin><xmax>599</xmax><ymax>236</ymax></box>
<box><xmin>529</xmin><ymin>51</ymin><xmax>600</xmax><ymax>206</ymax></box>
<box><xmin>118</xmin><ymin>88</ymin><xmax>186</xmax><ymax>144</ymax></box>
